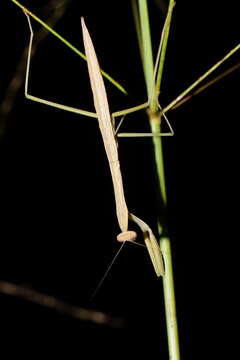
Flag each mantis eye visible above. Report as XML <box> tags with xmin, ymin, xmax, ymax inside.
<box><xmin>117</xmin><ymin>231</ymin><xmax>137</xmax><ymax>242</ymax></box>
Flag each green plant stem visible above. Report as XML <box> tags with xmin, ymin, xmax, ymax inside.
<box><xmin>172</xmin><ymin>61</ymin><xmax>240</xmax><ymax>110</ymax></box>
<box><xmin>131</xmin><ymin>0</ymin><xmax>144</xmax><ymax>66</ymax></box>
<box><xmin>161</xmin><ymin>237</ymin><xmax>181</xmax><ymax>360</ymax></box>
<box><xmin>137</xmin><ymin>1</ymin><xmax>180</xmax><ymax>359</ymax></box>
<box><xmin>150</xmin><ymin>116</ymin><xmax>167</xmax><ymax>205</ymax></box>
<box><xmin>154</xmin><ymin>0</ymin><xmax>175</xmax><ymax>108</ymax></box>
<box><xmin>151</xmin><ymin>116</ymin><xmax>180</xmax><ymax>360</ymax></box>
<box><xmin>9</xmin><ymin>0</ymin><xmax>128</xmax><ymax>95</ymax></box>
<box><xmin>161</xmin><ymin>42</ymin><xmax>240</xmax><ymax>114</ymax></box>
<box><xmin>138</xmin><ymin>0</ymin><xmax>154</xmax><ymax>99</ymax></box>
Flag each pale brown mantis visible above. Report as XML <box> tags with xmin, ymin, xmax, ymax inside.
<box><xmin>23</xmin><ymin>12</ymin><xmax>166</xmax><ymax>277</ymax></box>
<box><xmin>21</xmin><ymin>4</ymin><xmax>239</xmax><ymax>282</ymax></box>
<box><xmin>81</xmin><ymin>17</ymin><xmax>165</xmax><ymax>277</ymax></box>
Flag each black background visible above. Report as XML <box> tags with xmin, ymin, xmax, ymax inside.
<box><xmin>0</xmin><ymin>1</ymin><xmax>239</xmax><ymax>358</ymax></box>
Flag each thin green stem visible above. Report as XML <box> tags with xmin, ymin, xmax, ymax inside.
<box><xmin>9</xmin><ymin>0</ymin><xmax>128</xmax><ymax>95</ymax></box>
<box><xmin>161</xmin><ymin>237</ymin><xmax>181</xmax><ymax>360</ymax></box>
<box><xmin>137</xmin><ymin>1</ymin><xmax>180</xmax><ymax>359</ymax></box>
<box><xmin>136</xmin><ymin>0</ymin><xmax>167</xmax><ymax>210</ymax></box>
<box><xmin>138</xmin><ymin>0</ymin><xmax>154</xmax><ymax>99</ymax></box>
<box><xmin>150</xmin><ymin>117</ymin><xmax>167</xmax><ymax>205</ymax></box>
<box><xmin>154</xmin><ymin>0</ymin><xmax>175</xmax><ymax>106</ymax></box>
<box><xmin>150</xmin><ymin>113</ymin><xmax>180</xmax><ymax>360</ymax></box>
<box><xmin>172</xmin><ymin>61</ymin><xmax>240</xmax><ymax>110</ymax></box>
<box><xmin>131</xmin><ymin>0</ymin><xmax>144</xmax><ymax>66</ymax></box>
<box><xmin>161</xmin><ymin>43</ymin><xmax>240</xmax><ymax>114</ymax></box>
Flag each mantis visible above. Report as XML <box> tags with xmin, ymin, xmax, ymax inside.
<box><xmin>81</xmin><ymin>16</ymin><xmax>165</xmax><ymax>277</ymax></box>
<box><xmin>23</xmin><ymin>12</ymin><xmax>166</xmax><ymax>277</ymax></box>
<box><xmin>21</xmin><ymin>4</ymin><xmax>239</xmax><ymax>281</ymax></box>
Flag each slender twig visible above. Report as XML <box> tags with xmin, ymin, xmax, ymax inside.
<box><xmin>154</xmin><ymin>0</ymin><xmax>175</xmax><ymax>109</ymax></box>
<box><xmin>131</xmin><ymin>0</ymin><xmax>144</xmax><ymax>66</ymax></box>
<box><xmin>161</xmin><ymin>43</ymin><xmax>240</xmax><ymax>115</ymax></box>
<box><xmin>171</xmin><ymin>62</ymin><xmax>240</xmax><ymax>110</ymax></box>
<box><xmin>0</xmin><ymin>281</ymin><xmax>125</xmax><ymax>328</ymax></box>
<box><xmin>9</xmin><ymin>0</ymin><xmax>128</xmax><ymax>95</ymax></box>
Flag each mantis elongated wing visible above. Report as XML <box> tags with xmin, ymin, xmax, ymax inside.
<box><xmin>81</xmin><ymin>17</ymin><xmax>129</xmax><ymax>233</ymax></box>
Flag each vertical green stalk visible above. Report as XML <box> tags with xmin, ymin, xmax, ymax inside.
<box><xmin>136</xmin><ymin>1</ymin><xmax>180</xmax><ymax>359</ymax></box>
<box><xmin>151</xmin><ymin>114</ymin><xmax>180</xmax><ymax>360</ymax></box>
<box><xmin>138</xmin><ymin>0</ymin><xmax>154</xmax><ymax>99</ymax></box>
